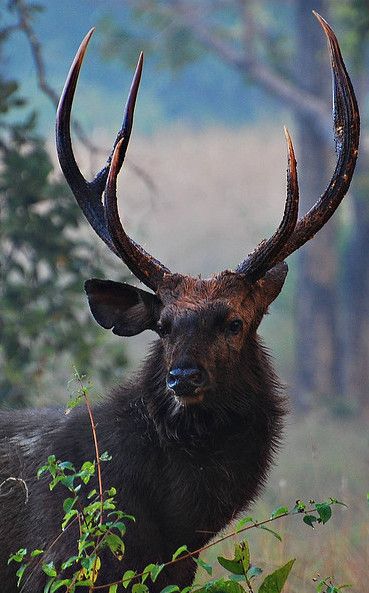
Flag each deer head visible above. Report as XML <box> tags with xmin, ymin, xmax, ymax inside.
<box><xmin>56</xmin><ymin>14</ymin><xmax>359</xmax><ymax>406</ymax></box>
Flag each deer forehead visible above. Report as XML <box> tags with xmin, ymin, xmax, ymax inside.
<box><xmin>158</xmin><ymin>272</ymin><xmax>252</xmax><ymax>306</ymax></box>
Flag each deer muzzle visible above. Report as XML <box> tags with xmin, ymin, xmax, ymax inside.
<box><xmin>167</xmin><ymin>365</ymin><xmax>208</xmax><ymax>400</ymax></box>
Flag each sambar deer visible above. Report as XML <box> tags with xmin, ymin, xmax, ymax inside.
<box><xmin>0</xmin><ymin>14</ymin><xmax>359</xmax><ymax>593</ymax></box>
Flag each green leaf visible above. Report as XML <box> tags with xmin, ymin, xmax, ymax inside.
<box><xmin>8</xmin><ymin>548</ymin><xmax>27</xmax><ymax>564</ymax></box>
<box><xmin>122</xmin><ymin>569</ymin><xmax>136</xmax><ymax>588</ymax></box>
<box><xmin>63</xmin><ymin>497</ymin><xmax>76</xmax><ymax>513</ymax></box>
<box><xmin>50</xmin><ymin>581</ymin><xmax>71</xmax><ymax>593</ymax></box>
<box><xmin>171</xmin><ymin>545</ymin><xmax>188</xmax><ymax>560</ymax></box>
<box><xmin>247</xmin><ymin>566</ymin><xmax>263</xmax><ymax>580</ymax></box>
<box><xmin>30</xmin><ymin>549</ymin><xmax>44</xmax><ymax>558</ymax></box>
<box><xmin>303</xmin><ymin>514</ymin><xmax>318</xmax><ymax>528</ymax></box>
<box><xmin>270</xmin><ymin>506</ymin><xmax>288</xmax><ymax>519</ymax></box>
<box><xmin>66</xmin><ymin>394</ymin><xmax>84</xmax><ymax>410</ymax></box>
<box><xmin>59</xmin><ymin>461</ymin><xmax>75</xmax><ymax>471</ymax></box>
<box><xmin>159</xmin><ymin>587</ymin><xmax>180</xmax><ymax>593</ymax></box>
<box><xmin>195</xmin><ymin>580</ymin><xmax>246</xmax><ymax>593</ymax></box>
<box><xmin>236</xmin><ymin>540</ymin><xmax>250</xmax><ymax>573</ymax></box>
<box><xmin>105</xmin><ymin>533</ymin><xmax>125</xmax><ymax>559</ymax></box>
<box><xmin>194</xmin><ymin>557</ymin><xmax>212</xmax><ymax>576</ymax></box>
<box><xmin>109</xmin><ymin>586</ymin><xmax>118</xmax><ymax>593</ymax></box>
<box><xmin>142</xmin><ymin>563</ymin><xmax>156</xmax><ymax>584</ymax></box>
<box><xmin>218</xmin><ymin>540</ymin><xmax>250</xmax><ymax>576</ymax></box>
<box><xmin>258</xmin><ymin>525</ymin><xmax>282</xmax><ymax>541</ymax></box>
<box><xmin>42</xmin><ymin>561</ymin><xmax>57</xmax><ymax>577</ymax></box>
<box><xmin>217</xmin><ymin>556</ymin><xmax>243</xmax><ymax>576</ymax></box>
<box><xmin>292</xmin><ymin>500</ymin><xmax>306</xmax><ymax>513</ymax></box>
<box><xmin>132</xmin><ymin>585</ymin><xmax>149</xmax><ymax>593</ymax></box>
<box><xmin>61</xmin><ymin>556</ymin><xmax>78</xmax><ymax>570</ymax></box>
<box><xmin>62</xmin><ymin>508</ymin><xmax>78</xmax><ymax>530</ymax></box>
<box><xmin>315</xmin><ymin>502</ymin><xmax>332</xmax><ymax>524</ymax></box>
<box><xmin>43</xmin><ymin>579</ymin><xmax>56</xmax><ymax>593</ymax></box>
<box><xmin>235</xmin><ymin>516</ymin><xmax>253</xmax><ymax>532</ymax></box>
<box><xmin>113</xmin><ymin>521</ymin><xmax>126</xmax><ymax>536</ymax></box>
<box><xmin>258</xmin><ymin>558</ymin><xmax>295</xmax><ymax>593</ymax></box>
<box><xmin>16</xmin><ymin>564</ymin><xmax>27</xmax><ymax>586</ymax></box>
<box><xmin>150</xmin><ymin>563</ymin><xmax>165</xmax><ymax>582</ymax></box>
<box><xmin>328</xmin><ymin>498</ymin><xmax>347</xmax><ymax>508</ymax></box>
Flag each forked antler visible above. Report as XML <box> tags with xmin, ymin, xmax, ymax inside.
<box><xmin>56</xmin><ymin>13</ymin><xmax>359</xmax><ymax>290</ymax></box>
<box><xmin>56</xmin><ymin>29</ymin><xmax>170</xmax><ymax>291</ymax></box>
<box><xmin>236</xmin><ymin>12</ymin><xmax>360</xmax><ymax>280</ymax></box>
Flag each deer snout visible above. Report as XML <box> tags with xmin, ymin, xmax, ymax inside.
<box><xmin>167</xmin><ymin>365</ymin><xmax>208</xmax><ymax>397</ymax></box>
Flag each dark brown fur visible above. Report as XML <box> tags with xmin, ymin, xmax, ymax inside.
<box><xmin>0</xmin><ymin>268</ymin><xmax>287</xmax><ymax>592</ymax></box>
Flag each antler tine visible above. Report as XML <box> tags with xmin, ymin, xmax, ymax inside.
<box><xmin>56</xmin><ymin>29</ymin><xmax>116</xmax><ymax>254</ymax></box>
<box><xmin>236</xmin><ymin>126</ymin><xmax>299</xmax><ymax>281</ymax></box>
<box><xmin>56</xmin><ymin>31</ymin><xmax>144</xmax><ymax>258</ymax></box>
<box><xmin>105</xmin><ymin>139</ymin><xmax>171</xmax><ymax>291</ymax></box>
<box><xmin>271</xmin><ymin>12</ymin><xmax>360</xmax><ymax>265</ymax></box>
<box><xmin>90</xmin><ymin>51</ymin><xmax>144</xmax><ymax>197</ymax></box>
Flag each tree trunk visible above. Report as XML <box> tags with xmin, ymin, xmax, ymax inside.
<box><xmin>293</xmin><ymin>0</ymin><xmax>342</xmax><ymax>408</ymax></box>
<box><xmin>343</xmin><ymin>158</ymin><xmax>369</xmax><ymax>412</ymax></box>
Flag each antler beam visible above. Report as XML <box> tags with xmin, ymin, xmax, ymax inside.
<box><xmin>236</xmin><ymin>12</ymin><xmax>360</xmax><ymax>280</ymax></box>
<box><xmin>56</xmin><ymin>29</ymin><xmax>170</xmax><ymax>290</ymax></box>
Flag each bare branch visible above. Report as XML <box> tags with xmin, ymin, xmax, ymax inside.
<box><xmin>12</xmin><ymin>0</ymin><xmax>157</xmax><ymax>192</ymax></box>
<box><xmin>170</xmin><ymin>1</ymin><xmax>331</xmax><ymax>130</ymax></box>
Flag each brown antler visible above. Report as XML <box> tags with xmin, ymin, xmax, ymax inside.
<box><xmin>236</xmin><ymin>13</ymin><xmax>360</xmax><ymax>281</ymax></box>
<box><xmin>236</xmin><ymin>127</ymin><xmax>299</xmax><ymax>280</ymax></box>
<box><xmin>56</xmin><ymin>29</ymin><xmax>170</xmax><ymax>290</ymax></box>
<box><xmin>104</xmin><ymin>139</ymin><xmax>170</xmax><ymax>288</ymax></box>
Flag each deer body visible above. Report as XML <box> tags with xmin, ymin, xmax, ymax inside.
<box><xmin>0</xmin><ymin>315</ymin><xmax>283</xmax><ymax>592</ymax></box>
<box><xmin>0</xmin><ymin>14</ymin><xmax>359</xmax><ymax>592</ymax></box>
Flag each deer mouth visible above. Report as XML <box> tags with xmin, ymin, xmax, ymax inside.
<box><xmin>175</xmin><ymin>389</ymin><xmax>205</xmax><ymax>406</ymax></box>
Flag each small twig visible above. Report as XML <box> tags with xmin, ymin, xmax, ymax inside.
<box><xmin>73</xmin><ymin>370</ymin><xmax>104</xmax><ymax>593</ymax></box>
<box><xmin>80</xmin><ymin>383</ymin><xmax>104</xmax><ymax>525</ymax></box>
<box><xmin>93</xmin><ymin>506</ymin><xmax>318</xmax><ymax>590</ymax></box>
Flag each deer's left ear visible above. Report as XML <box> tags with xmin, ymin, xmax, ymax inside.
<box><xmin>256</xmin><ymin>262</ymin><xmax>288</xmax><ymax>310</ymax></box>
<box><xmin>85</xmin><ymin>279</ymin><xmax>162</xmax><ymax>336</ymax></box>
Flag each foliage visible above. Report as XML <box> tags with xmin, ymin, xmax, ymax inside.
<box><xmin>331</xmin><ymin>0</ymin><xmax>369</xmax><ymax>71</ymax></box>
<box><xmin>0</xmin><ymin>11</ymin><xmax>127</xmax><ymax>405</ymax></box>
<box><xmin>7</xmin><ymin>374</ymin><xmax>350</xmax><ymax>592</ymax></box>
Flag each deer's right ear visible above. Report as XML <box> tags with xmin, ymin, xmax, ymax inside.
<box><xmin>85</xmin><ymin>279</ymin><xmax>162</xmax><ymax>336</ymax></box>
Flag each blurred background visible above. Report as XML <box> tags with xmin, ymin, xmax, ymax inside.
<box><xmin>1</xmin><ymin>0</ymin><xmax>368</xmax><ymax>590</ymax></box>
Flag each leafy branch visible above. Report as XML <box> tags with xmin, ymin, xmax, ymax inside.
<box><xmin>8</xmin><ymin>374</ymin><xmax>349</xmax><ymax>593</ymax></box>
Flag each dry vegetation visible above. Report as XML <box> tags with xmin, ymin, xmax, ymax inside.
<box><xmin>200</xmin><ymin>413</ymin><xmax>368</xmax><ymax>592</ymax></box>
<box><xmin>47</xmin><ymin>126</ymin><xmax>366</xmax><ymax>591</ymax></box>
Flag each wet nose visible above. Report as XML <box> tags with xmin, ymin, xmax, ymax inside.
<box><xmin>167</xmin><ymin>366</ymin><xmax>208</xmax><ymax>396</ymax></box>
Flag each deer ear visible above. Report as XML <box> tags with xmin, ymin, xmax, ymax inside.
<box><xmin>256</xmin><ymin>262</ymin><xmax>288</xmax><ymax>309</ymax></box>
<box><xmin>85</xmin><ymin>279</ymin><xmax>162</xmax><ymax>336</ymax></box>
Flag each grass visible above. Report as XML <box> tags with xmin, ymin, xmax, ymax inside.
<box><xmin>200</xmin><ymin>412</ymin><xmax>368</xmax><ymax>592</ymax></box>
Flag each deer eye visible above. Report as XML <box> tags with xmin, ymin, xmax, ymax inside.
<box><xmin>227</xmin><ymin>319</ymin><xmax>243</xmax><ymax>335</ymax></box>
<box><xmin>157</xmin><ymin>319</ymin><xmax>171</xmax><ymax>337</ymax></box>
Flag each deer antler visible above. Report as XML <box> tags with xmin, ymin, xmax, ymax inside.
<box><xmin>236</xmin><ymin>13</ymin><xmax>360</xmax><ymax>281</ymax></box>
<box><xmin>56</xmin><ymin>29</ymin><xmax>170</xmax><ymax>290</ymax></box>
<box><xmin>57</xmin><ymin>14</ymin><xmax>359</xmax><ymax>290</ymax></box>
<box><xmin>236</xmin><ymin>127</ymin><xmax>299</xmax><ymax>281</ymax></box>
<box><xmin>104</xmin><ymin>139</ymin><xmax>171</xmax><ymax>288</ymax></box>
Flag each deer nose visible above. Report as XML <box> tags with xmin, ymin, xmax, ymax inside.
<box><xmin>167</xmin><ymin>366</ymin><xmax>208</xmax><ymax>396</ymax></box>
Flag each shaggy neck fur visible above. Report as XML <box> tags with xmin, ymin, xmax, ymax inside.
<box><xmin>137</xmin><ymin>335</ymin><xmax>287</xmax><ymax>448</ymax></box>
